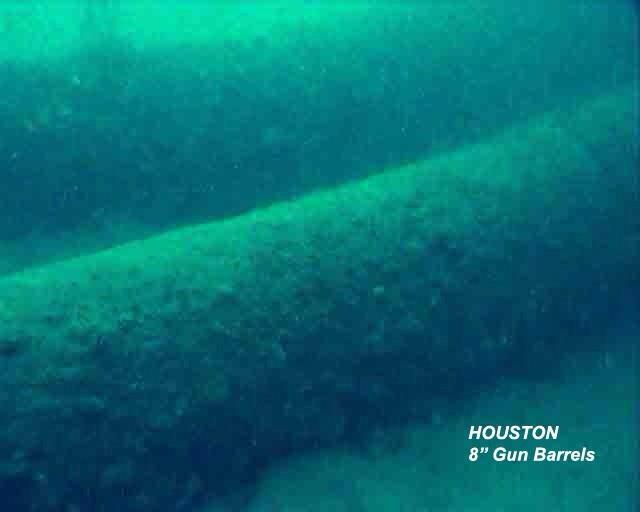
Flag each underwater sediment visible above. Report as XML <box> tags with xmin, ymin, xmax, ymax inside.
<box><xmin>0</xmin><ymin>86</ymin><xmax>637</xmax><ymax>509</ymax></box>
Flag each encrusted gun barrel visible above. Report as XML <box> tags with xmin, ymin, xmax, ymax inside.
<box><xmin>0</xmin><ymin>86</ymin><xmax>637</xmax><ymax>504</ymax></box>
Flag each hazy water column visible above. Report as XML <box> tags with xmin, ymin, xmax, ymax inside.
<box><xmin>83</xmin><ymin>0</ymin><xmax>119</xmax><ymax>40</ymax></box>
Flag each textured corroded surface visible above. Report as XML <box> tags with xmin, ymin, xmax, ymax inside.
<box><xmin>0</xmin><ymin>86</ymin><xmax>637</xmax><ymax>509</ymax></box>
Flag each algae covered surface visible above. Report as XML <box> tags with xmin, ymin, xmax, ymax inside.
<box><xmin>0</xmin><ymin>1</ymin><xmax>637</xmax><ymax>510</ymax></box>
<box><xmin>0</xmin><ymin>86</ymin><xmax>638</xmax><ymax>509</ymax></box>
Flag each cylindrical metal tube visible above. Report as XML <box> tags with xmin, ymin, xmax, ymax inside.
<box><xmin>0</xmin><ymin>86</ymin><xmax>637</xmax><ymax>507</ymax></box>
